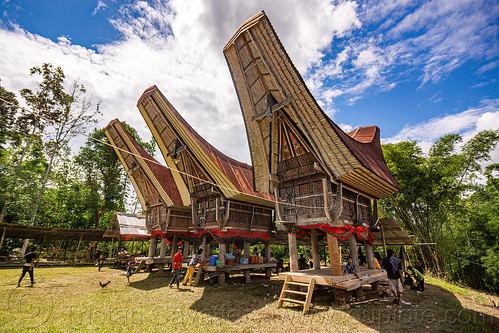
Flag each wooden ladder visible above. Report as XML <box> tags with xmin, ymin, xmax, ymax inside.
<box><xmin>135</xmin><ymin>259</ymin><xmax>146</xmax><ymax>273</ymax></box>
<box><xmin>277</xmin><ymin>276</ymin><xmax>316</xmax><ymax>314</ymax></box>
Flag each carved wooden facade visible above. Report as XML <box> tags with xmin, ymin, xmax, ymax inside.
<box><xmin>137</xmin><ymin>87</ymin><xmax>275</xmax><ymax>233</ymax></box>
<box><xmin>105</xmin><ymin>119</ymin><xmax>191</xmax><ymax>233</ymax></box>
<box><xmin>224</xmin><ymin>12</ymin><xmax>398</xmax><ymax>229</ymax></box>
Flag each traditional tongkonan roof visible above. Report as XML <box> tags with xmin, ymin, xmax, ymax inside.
<box><xmin>223</xmin><ymin>11</ymin><xmax>399</xmax><ymax>198</ymax></box>
<box><xmin>105</xmin><ymin>119</ymin><xmax>188</xmax><ymax>210</ymax></box>
<box><xmin>137</xmin><ymin>86</ymin><xmax>274</xmax><ymax>208</ymax></box>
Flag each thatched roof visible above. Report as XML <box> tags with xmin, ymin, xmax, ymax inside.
<box><xmin>137</xmin><ymin>86</ymin><xmax>274</xmax><ymax>208</ymax></box>
<box><xmin>105</xmin><ymin>119</ymin><xmax>189</xmax><ymax>209</ymax></box>
<box><xmin>103</xmin><ymin>212</ymin><xmax>150</xmax><ymax>241</ymax></box>
<box><xmin>223</xmin><ymin>11</ymin><xmax>399</xmax><ymax>198</ymax></box>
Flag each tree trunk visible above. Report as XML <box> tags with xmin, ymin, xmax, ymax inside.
<box><xmin>19</xmin><ymin>150</ymin><xmax>56</xmax><ymax>258</ymax></box>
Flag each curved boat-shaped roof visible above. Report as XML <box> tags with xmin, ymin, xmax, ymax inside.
<box><xmin>105</xmin><ymin>119</ymin><xmax>186</xmax><ymax>208</ymax></box>
<box><xmin>224</xmin><ymin>11</ymin><xmax>399</xmax><ymax>198</ymax></box>
<box><xmin>137</xmin><ymin>86</ymin><xmax>274</xmax><ymax>207</ymax></box>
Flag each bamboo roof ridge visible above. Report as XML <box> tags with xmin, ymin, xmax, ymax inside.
<box><xmin>105</xmin><ymin>119</ymin><xmax>188</xmax><ymax>210</ymax></box>
<box><xmin>137</xmin><ymin>86</ymin><xmax>274</xmax><ymax>208</ymax></box>
<box><xmin>224</xmin><ymin>11</ymin><xmax>399</xmax><ymax>198</ymax></box>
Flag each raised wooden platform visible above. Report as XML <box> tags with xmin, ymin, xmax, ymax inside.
<box><xmin>277</xmin><ymin>267</ymin><xmax>386</xmax><ymax>288</ymax></box>
<box><xmin>276</xmin><ymin>268</ymin><xmax>388</xmax><ymax>310</ymax></box>
<box><xmin>204</xmin><ymin>262</ymin><xmax>276</xmax><ymax>272</ymax></box>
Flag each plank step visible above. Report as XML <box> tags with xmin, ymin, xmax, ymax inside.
<box><xmin>283</xmin><ymin>289</ymin><xmax>308</xmax><ymax>296</ymax></box>
<box><xmin>280</xmin><ymin>297</ymin><xmax>306</xmax><ymax>305</ymax></box>
<box><xmin>285</xmin><ymin>281</ymin><xmax>310</xmax><ymax>287</ymax></box>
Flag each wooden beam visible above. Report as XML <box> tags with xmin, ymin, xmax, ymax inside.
<box><xmin>0</xmin><ymin>227</ymin><xmax>5</xmax><ymax>251</ymax></box>
<box><xmin>74</xmin><ymin>234</ymin><xmax>83</xmax><ymax>262</ymax></box>
<box><xmin>171</xmin><ymin>234</ymin><xmax>179</xmax><ymax>257</ymax></box>
<box><xmin>348</xmin><ymin>234</ymin><xmax>359</xmax><ymax>272</ymax></box>
<box><xmin>288</xmin><ymin>231</ymin><xmax>298</xmax><ymax>272</ymax></box>
<box><xmin>200</xmin><ymin>235</ymin><xmax>207</xmax><ymax>261</ymax></box>
<box><xmin>327</xmin><ymin>233</ymin><xmax>342</xmax><ymax>276</ymax></box>
<box><xmin>365</xmin><ymin>240</ymin><xmax>375</xmax><ymax>269</ymax></box>
<box><xmin>264</xmin><ymin>243</ymin><xmax>271</xmax><ymax>263</ymax></box>
<box><xmin>243</xmin><ymin>240</ymin><xmax>251</xmax><ymax>259</ymax></box>
<box><xmin>159</xmin><ymin>238</ymin><xmax>167</xmax><ymax>259</ymax></box>
<box><xmin>381</xmin><ymin>226</ymin><xmax>387</xmax><ymax>257</ymax></box>
<box><xmin>310</xmin><ymin>229</ymin><xmax>321</xmax><ymax>269</ymax></box>
<box><xmin>183</xmin><ymin>241</ymin><xmax>190</xmax><ymax>258</ymax></box>
<box><xmin>148</xmin><ymin>236</ymin><xmax>157</xmax><ymax>258</ymax></box>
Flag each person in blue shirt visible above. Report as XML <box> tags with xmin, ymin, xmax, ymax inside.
<box><xmin>382</xmin><ymin>249</ymin><xmax>404</xmax><ymax>304</ymax></box>
<box><xmin>343</xmin><ymin>257</ymin><xmax>356</xmax><ymax>274</ymax></box>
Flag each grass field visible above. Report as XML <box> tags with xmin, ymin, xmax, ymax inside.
<box><xmin>0</xmin><ymin>266</ymin><xmax>497</xmax><ymax>332</ymax></box>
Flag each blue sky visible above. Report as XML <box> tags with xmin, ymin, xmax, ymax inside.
<box><xmin>0</xmin><ymin>0</ymin><xmax>498</xmax><ymax>164</ymax></box>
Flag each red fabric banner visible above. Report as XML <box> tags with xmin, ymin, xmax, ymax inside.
<box><xmin>150</xmin><ymin>229</ymin><xmax>271</xmax><ymax>244</ymax></box>
<box><xmin>296</xmin><ymin>224</ymin><xmax>373</xmax><ymax>246</ymax></box>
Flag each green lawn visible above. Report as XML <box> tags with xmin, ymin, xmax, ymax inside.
<box><xmin>0</xmin><ymin>266</ymin><xmax>497</xmax><ymax>332</ymax></box>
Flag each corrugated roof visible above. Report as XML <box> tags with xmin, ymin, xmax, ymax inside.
<box><xmin>223</xmin><ymin>11</ymin><xmax>399</xmax><ymax>198</ymax></box>
<box><xmin>108</xmin><ymin>119</ymin><xmax>184</xmax><ymax>207</ymax></box>
<box><xmin>104</xmin><ymin>212</ymin><xmax>150</xmax><ymax>240</ymax></box>
<box><xmin>137</xmin><ymin>86</ymin><xmax>274</xmax><ymax>207</ymax></box>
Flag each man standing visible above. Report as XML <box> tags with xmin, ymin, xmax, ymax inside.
<box><xmin>18</xmin><ymin>246</ymin><xmax>37</xmax><ymax>287</ymax></box>
<box><xmin>183</xmin><ymin>248</ymin><xmax>203</xmax><ymax>286</ymax></box>
<box><xmin>382</xmin><ymin>249</ymin><xmax>404</xmax><ymax>304</ymax></box>
<box><xmin>169</xmin><ymin>247</ymin><xmax>183</xmax><ymax>289</ymax></box>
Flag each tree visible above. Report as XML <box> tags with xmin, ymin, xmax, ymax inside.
<box><xmin>75</xmin><ymin>122</ymin><xmax>156</xmax><ymax>256</ymax></box>
<box><xmin>18</xmin><ymin>64</ymin><xmax>100</xmax><ymax>257</ymax></box>
<box><xmin>381</xmin><ymin>130</ymin><xmax>499</xmax><ymax>276</ymax></box>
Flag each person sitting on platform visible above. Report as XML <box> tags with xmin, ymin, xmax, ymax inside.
<box><xmin>232</xmin><ymin>244</ymin><xmax>242</xmax><ymax>263</ymax></box>
<box><xmin>126</xmin><ymin>255</ymin><xmax>136</xmax><ymax>283</ymax></box>
<box><xmin>382</xmin><ymin>249</ymin><xmax>404</xmax><ymax>305</ymax></box>
<box><xmin>298</xmin><ymin>255</ymin><xmax>308</xmax><ymax>270</ymax></box>
<box><xmin>408</xmin><ymin>266</ymin><xmax>425</xmax><ymax>292</ymax></box>
<box><xmin>183</xmin><ymin>248</ymin><xmax>203</xmax><ymax>286</ymax></box>
<box><xmin>343</xmin><ymin>257</ymin><xmax>356</xmax><ymax>274</ymax></box>
<box><xmin>374</xmin><ymin>252</ymin><xmax>382</xmax><ymax>269</ymax></box>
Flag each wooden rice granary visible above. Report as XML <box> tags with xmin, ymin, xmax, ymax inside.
<box><xmin>137</xmin><ymin>86</ymin><xmax>276</xmax><ymax>283</ymax></box>
<box><xmin>105</xmin><ymin>119</ymin><xmax>191</xmax><ymax>271</ymax></box>
<box><xmin>224</xmin><ymin>11</ymin><xmax>399</xmax><ymax>284</ymax></box>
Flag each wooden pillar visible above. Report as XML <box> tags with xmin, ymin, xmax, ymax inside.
<box><xmin>264</xmin><ymin>243</ymin><xmax>271</xmax><ymax>263</ymax></box>
<box><xmin>381</xmin><ymin>226</ymin><xmax>387</xmax><ymax>257</ymax></box>
<box><xmin>159</xmin><ymin>238</ymin><xmax>168</xmax><ymax>258</ymax></box>
<box><xmin>170</xmin><ymin>234</ymin><xmax>179</xmax><ymax>258</ymax></box>
<box><xmin>348</xmin><ymin>233</ymin><xmax>359</xmax><ymax>272</ymax></box>
<box><xmin>109</xmin><ymin>237</ymin><xmax>114</xmax><ymax>258</ymax></box>
<box><xmin>74</xmin><ymin>234</ymin><xmax>83</xmax><ymax>262</ymax></box>
<box><xmin>148</xmin><ymin>236</ymin><xmax>157</xmax><ymax>258</ymax></box>
<box><xmin>158</xmin><ymin>238</ymin><xmax>168</xmax><ymax>273</ymax></box>
<box><xmin>365</xmin><ymin>240</ymin><xmax>375</xmax><ymax>269</ymax></box>
<box><xmin>310</xmin><ymin>229</ymin><xmax>321</xmax><ymax>270</ymax></box>
<box><xmin>200</xmin><ymin>235</ymin><xmax>207</xmax><ymax>261</ymax></box>
<box><xmin>218</xmin><ymin>242</ymin><xmax>226</xmax><ymax>263</ymax></box>
<box><xmin>288</xmin><ymin>231</ymin><xmax>298</xmax><ymax>272</ymax></box>
<box><xmin>244</xmin><ymin>270</ymin><xmax>251</xmax><ymax>283</ymax></box>
<box><xmin>183</xmin><ymin>241</ymin><xmax>190</xmax><ymax>258</ymax></box>
<box><xmin>327</xmin><ymin>233</ymin><xmax>342</xmax><ymax>276</ymax></box>
<box><xmin>131</xmin><ymin>237</ymin><xmax>135</xmax><ymax>255</ymax></box>
<box><xmin>243</xmin><ymin>240</ymin><xmax>251</xmax><ymax>259</ymax></box>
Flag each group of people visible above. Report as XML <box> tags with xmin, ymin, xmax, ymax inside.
<box><xmin>340</xmin><ymin>249</ymin><xmax>425</xmax><ymax>305</ymax></box>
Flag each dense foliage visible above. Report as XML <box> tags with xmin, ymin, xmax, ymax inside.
<box><xmin>0</xmin><ymin>64</ymin><xmax>155</xmax><ymax>258</ymax></box>
<box><xmin>381</xmin><ymin>132</ymin><xmax>499</xmax><ymax>293</ymax></box>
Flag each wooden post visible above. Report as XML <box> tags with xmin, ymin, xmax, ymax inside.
<box><xmin>365</xmin><ymin>241</ymin><xmax>375</xmax><ymax>269</ymax></box>
<box><xmin>243</xmin><ymin>240</ymin><xmax>251</xmax><ymax>259</ymax></box>
<box><xmin>148</xmin><ymin>236</ymin><xmax>157</xmax><ymax>258</ymax></box>
<box><xmin>288</xmin><ymin>231</ymin><xmax>298</xmax><ymax>272</ymax></box>
<box><xmin>327</xmin><ymin>233</ymin><xmax>342</xmax><ymax>275</ymax></box>
<box><xmin>381</xmin><ymin>226</ymin><xmax>387</xmax><ymax>257</ymax></box>
<box><xmin>200</xmin><ymin>235</ymin><xmax>207</xmax><ymax>261</ymax></box>
<box><xmin>218</xmin><ymin>242</ymin><xmax>226</xmax><ymax>263</ymax></box>
<box><xmin>109</xmin><ymin>237</ymin><xmax>114</xmax><ymax>258</ymax></box>
<box><xmin>159</xmin><ymin>238</ymin><xmax>167</xmax><ymax>258</ymax></box>
<box><xmin>264</xmin><ymin>243</ymin><xmax>271</xmax><ymax>263</ymax></box>
<box><xmin>171</xmin><ymin>234</ymin><xmax>179</xmax><ymax>257</ymax></box>
<box><xmin>183</xmin><ymin>240</ymin><xmax>190</xmax><ymax>258</ymax></box>
<box><xmin>348</xmin><ymin>233</ymin><xmax>359</xmax><ymax>272</ymax></box>
<box><xmin>131</xmin><ymin>236</ymin><xmax>135</xmax><ymax>255</ymax></box>
<box><xmin>310</xmin><ymin>229</ymin><xmax>321</xmax><ymax>270</ymax></box>
<box><xmin>74</xmin><ymin>234</ymin><xmax>83</xmax><ymax>263</ymax></box>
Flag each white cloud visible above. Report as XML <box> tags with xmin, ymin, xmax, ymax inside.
<box><xmin>92</xmin><ymin>1</ymin><xmax>107</xmax><ymax>16</ymax></box>
<box><xmin>385</xmin><ymin>99</ymin><xmax>499</xmax><ymax>163</ymax></box>
<box><xmin>0</xmin><ymin>0</ymin><xmax>362</xmax><ymax>164</ymax></box>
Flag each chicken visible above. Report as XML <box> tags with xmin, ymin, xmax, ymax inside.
<box><xmin>99</xmin><ymin>280</ymin><xmax>111</xmax><ymax>288</ymax></box>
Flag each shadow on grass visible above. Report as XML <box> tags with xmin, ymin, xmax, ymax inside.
<box><xmin>127</xmin><ymin>271</ymin><xmax>170</xmax><ymax>291</ymax></box>
<box><xmin>189</xmin><ymin>274</ymin><xmax>283</xmax><ymax>321</ymax></box>
<box><xmin>342</xmin><ymin>283</ymin><xmax>498</xmax><ymax>333</ymax></box>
